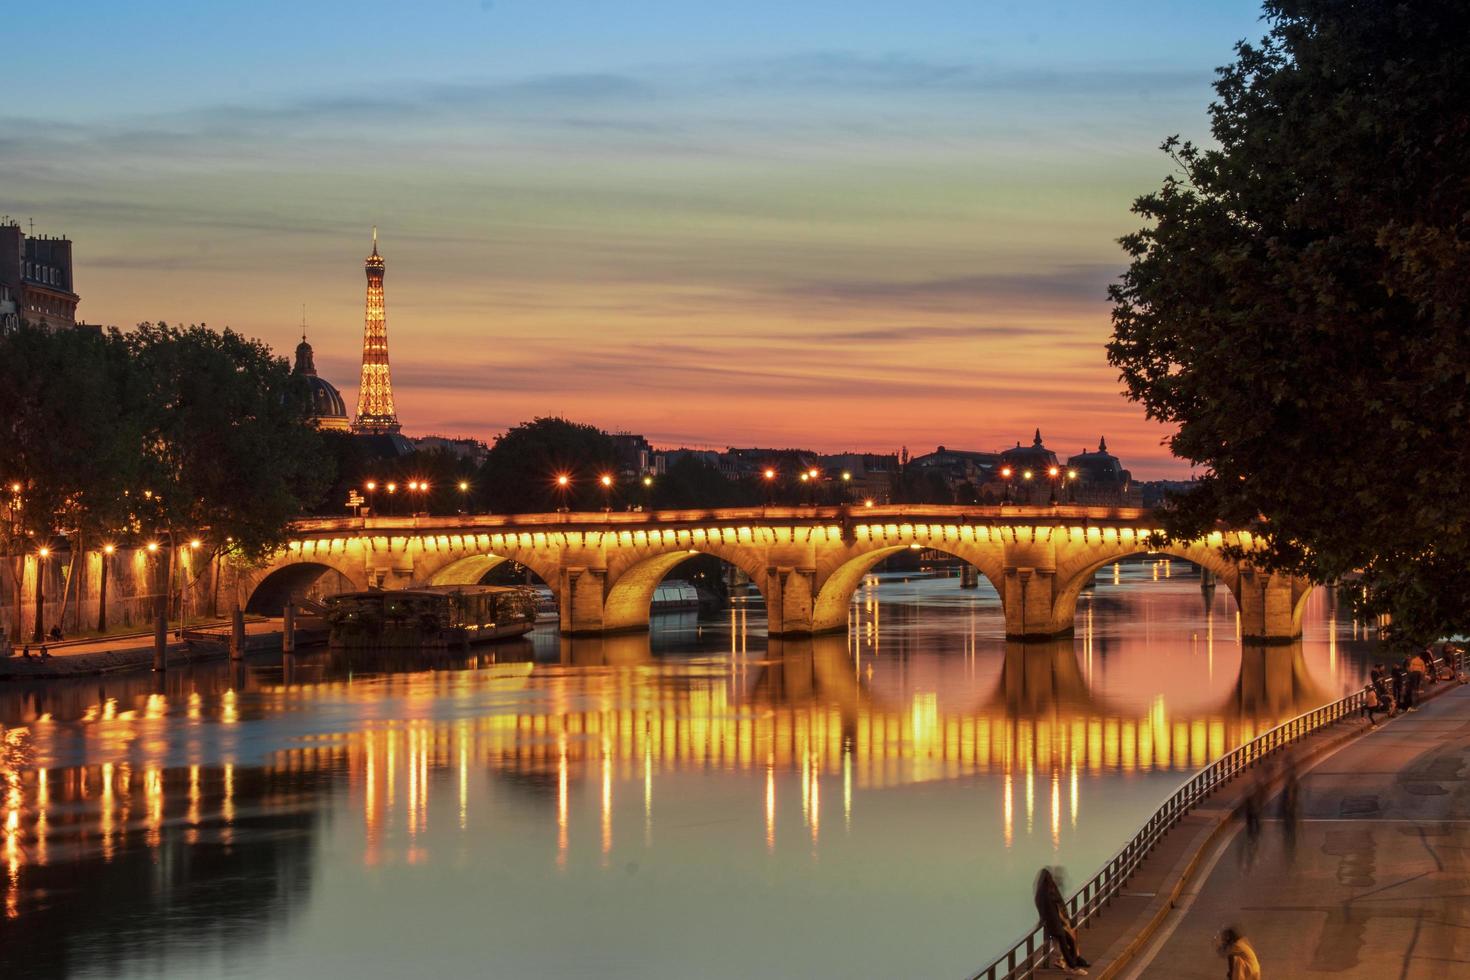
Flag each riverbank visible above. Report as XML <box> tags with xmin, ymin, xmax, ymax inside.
<box><xmin>994</xmin><ymin>674</ymin><xmax>1467</xmax><ymax>979</ymax></box>
<box><xmin>0</xmin><ymin>618</ymin><xmax>294</xmax><ymax>679</ymax></box>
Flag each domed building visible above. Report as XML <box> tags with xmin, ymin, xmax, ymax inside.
<box><xmin>292</xmin><ymin>334</ymin><xmax>350</xmax><ymax>432</ymax></box>
<box><xmin>1067</xmin><ymin>436</ymin><xmax>1131</xmax><ymax>486</ymax></box>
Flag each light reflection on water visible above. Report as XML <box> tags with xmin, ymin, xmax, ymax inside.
<box><xmin>0</xmin><ymin>561</ymin><xmax>1376</xmax><ymax>979</ymax></box>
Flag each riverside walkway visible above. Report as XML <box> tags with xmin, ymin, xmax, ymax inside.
<box><xmin>1118</xmin><ymin>681</ymin><xmax>1470</xmax><ymax>978</ymax></box>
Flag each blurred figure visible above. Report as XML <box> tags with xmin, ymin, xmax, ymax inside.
<box><xmin>1279</xmin><ymin>756</ymin><xmax>1301</xmax><ymax>860</ymax></box>
<box><xmin>1216</xmin><ymin>926</ymin><xmax>1261</xmax><ymax>979</ymax></box>
<box><xmin>1238</xmin><ymin>770</ymin><xmax>1266</xmax><ymax>871</ymax></box>
<box><xmin>1406</xmin><ymin>650</ymin><xmax>1426</xmax><ymax>711</ymax></box>
<box><xmin>1390</xmin><ymin>660</ymin><xmax>1407</xmax><ymax>712</ymax></box>
<box><xmin>1033</xmin><ymin>867</ymin><xmax>1089</xmax><ymax>975</ymax></box>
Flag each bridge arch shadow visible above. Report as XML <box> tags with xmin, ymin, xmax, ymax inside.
<box><xmin>243</xmin><ymin>561</ymin><xmax>365</xmax><ymax>615</ymax></box>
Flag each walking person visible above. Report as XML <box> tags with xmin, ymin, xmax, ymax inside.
<box><xmin>1238</xmin><ymin>770</ymin><xmax>1266</xmax><ymax>871</ymax></box>
<box><xmin>1033</xmin><ymin>867</ymin><xmax>1089</xmax><ymax>975</ymax></box>
<box><xmin>1279</xmin><ymin>757</ymin><xmax>1301</xmax><ymax>860</ymax></box>
<box><xmin>1216</xmin><ymin>926</ymin><xmax>1261</xmax><ymax>980</ymax></box>
<box><xmin>1362</xmin><ymin>678</ymin><xmax>1387</xmax><ymax>726</ymax></box>
<box><xmin>1390</xmin><ymin>660</ymin><xmax>1407</xmax><ymax>713</ymax></box>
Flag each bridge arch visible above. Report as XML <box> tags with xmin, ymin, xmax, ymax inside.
<box><xmin>602</xmin><ymin>543</ymin><xmax>771</xmax><ymax>633</ymax></box>
<box><xmin>810</xmin><ymin>540</ymin><xmax>1005</xmax><ymax>635</ymax></box>
<box><xmin>242</xmin><ymin>558</ymin><xmax>369</xmax><ymax>615</ymax></box>
<box><xmin>1051</xmin><ymin>545</ymin><xmax>1243</xmax><ymax>633</ymax></box>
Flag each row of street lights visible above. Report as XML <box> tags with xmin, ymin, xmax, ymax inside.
<box><xmin>359</xmin><ymin>478</ymin><xmax>473</xmax><ymax>516</ymax></box>
<box><xmin>998</xmin><ymin>464</ymin><xmax>1080</xmax><ymax>504</ymax></box>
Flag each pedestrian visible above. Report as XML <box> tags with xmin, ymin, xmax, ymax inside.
<box><xmin>1238</xmin><ymin>771</ymin><xmax>1266</xmax><ymax>871</ymax></box>
<box><xmin>39</xmin><ymin>645</ymin><xmax>51</xmax><ymax>659</ymax></box>
<box><xmin>1406</xmin><ymin>652</ymin><xmax>1426</xmax><ymax>712</ymax></box>
<box><xmin>1391</xmin><ymin>660</ymin><xmax>1407</xmax><ymax>712</ymax></box>
<box><xmin>1216</xmin><ymin>926</ymin><xmax>1261</xmax><ymax>980</ymax></box>
<box><xmin>20</xmin><ymin>644</ymin><xmax>31</xmax><ymax>659</ymax></box>
<box><xmin>48</xmin><ymin>625</ymin><xmax>62</xmax><ymax>642</ymax></box>
<box><xmin>1279</xmin><ymin>757</ymin><xmax>1300</xmax><ymax>859</ymax></box>
<box><xmin>1033</xmin><ymin>867</ymin><xmax>1089</xmax><ymax>975</ymax></box>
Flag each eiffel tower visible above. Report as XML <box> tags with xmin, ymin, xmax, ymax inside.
<box><xmin>351</xmin><ymin>227</ymin><xmax>401</xmax><ymax>434</ymax></box>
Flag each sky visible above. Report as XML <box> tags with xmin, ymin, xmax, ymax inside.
<box><xmin>7</xmin><ymin>1</ymin><xmax>1268</xmax><ymax>477</ymax></box>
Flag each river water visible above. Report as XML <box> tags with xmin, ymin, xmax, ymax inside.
<box><xmin>0</xmin><ymin>560</ymin><xmax>1377</xmax><ymax>979</ymax></box>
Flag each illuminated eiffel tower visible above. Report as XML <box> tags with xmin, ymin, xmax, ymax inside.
<box><xmin>351</xmin><ymin>227</ymin><xmax>401</xmax><ymax>434</ymax></box>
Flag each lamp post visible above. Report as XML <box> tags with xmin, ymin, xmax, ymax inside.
<box><xmin>1047</xmin><ymin>465</ymin><xmax>1060</xmax><ymax>505</ymax></box>
<box><xmin>807</xmin><ymin>467</ymin><xmax>819</xmax><ymax>506</ymax></box>
<box><xmin>33</xmin><ymin>545</ymin><xmax>49</xmax><ymax>643</ymax></box>
<box><xmin>99</xmin><ymin>543</ymin><xmax>115</xmax><ymax>633</ymax></box>
<box><xmin>763</xmin><ymin>468</ymin><xmax>777</xmax><ymax>506</ymax></box>
<box><xmin>641</xmin><ymin>474</ymin><xmax>653</xmax><ymax>511</ymax></box>
<box><xmin>554</xmin><ymin>473</ymin><xmax>571</xmax><ymax>513</ymax></box>
<box><xmin>1000</xmin><ymin>465</ymin><xmax>1013</xmax><ymax>504</ymax></box>
<box><xmin>364</xmin><ymin>480</ymin><xmax>378</xmax><ymax>516</ymax></box>
<box><xmin>1066</xmin><ymin>468</ymin><xmax>1078</xmax><ymax>503</ymax></box>
<box><xmin>599</xmin><ymin>473</ymin><xmax>614</xmax><ymax>513</ymax></box>
<box><xmin>841</xmin><ymin>470</ymin><xmax>852</xmax><ymax>504</ymax></box>
<box><xmin>180</xmin><ymin>538</ymin><xmax>201</xmax><ymax>637</ymax></box>
<box><xmin>385</xmin><ymin>481</ymin><xmax>397</xmax><ymax>516</ymax></box>
<box><xmin>457</xmin><ymin>480</ymin><xmax>470</xmax><ymax>514</ymax></box>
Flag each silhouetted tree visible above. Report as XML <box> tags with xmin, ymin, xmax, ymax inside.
<box><xmin>477</xmin><ymin>417</ymin><xmax>619</xmax><ymax>512</ymax></box>
<box><xmin>1108</xmin><ymin>1</ymin><xmax>1470</xmax><ymax>641</ymax></box>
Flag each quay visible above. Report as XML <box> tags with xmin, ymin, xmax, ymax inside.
<box><xmin>979</xmin><ymin>674</ymin><xmax>1470</xmax><ymax>978</ymax></box>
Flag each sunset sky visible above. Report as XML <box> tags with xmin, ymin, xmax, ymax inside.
<box><xmin>8</xmin><ymin>1</ymin><xmax>1266</xmax><ymax>477</ymax></box>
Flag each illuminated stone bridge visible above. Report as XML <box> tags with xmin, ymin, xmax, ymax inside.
<box><xmin>242</xmin><ymin>505</ymin><xmax>1312</xmax><ymax>642</ymax></box>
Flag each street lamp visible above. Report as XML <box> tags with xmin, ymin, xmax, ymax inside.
<box><xmin>33</xmin><ymin>546</ymin><xmax>49</xmax><ymax>643</ymax></box>
<box><xmin>1047</xmin><ymin>465</ymin><xmax>1060</xmax><ymax>504</ymax></box>
<box><xmin>385</xmin><ymin>481</ymin><xmax>397</xmax><ymax>515</ymax></box>
<box><xmin>554</xmin><ymin>473</ymin><xmax>571</xmax><ymax>512</ymax></box>
<box><xmin>457</xmin><ymin>480</ymin><xmax>470</xmax><ymax>514</ymax></box>
<box><xmin>599</xmin><ymin>473</ymin><xmax>614</xmax><ymax>512</ymax></box>
<box><xmin>762</xmin><ymin>467</ymin><xmax>777</xmax><ymax>506</ymax></box>
<box><xmin>99</xmin><ymin>544</ymin><xmax>115</xmax><ymax>633</ymax></box>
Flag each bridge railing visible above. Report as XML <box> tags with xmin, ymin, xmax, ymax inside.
<box><xmin>289</xmin><ymin>502</ymin><xmax>1154</xmax><ymax>536</ymax></box>
<box><xmin>970</xmin><ymin>647</ymin><xmax>1468</xmax><ymax>980</ymax></box>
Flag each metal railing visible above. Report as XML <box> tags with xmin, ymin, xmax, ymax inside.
<box><xmin>970</xmin><ymin>648</ymin><xmax>1466</xmax><ymax>980</ymax></box>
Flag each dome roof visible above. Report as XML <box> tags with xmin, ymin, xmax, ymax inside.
<box><xmin>293</xmin><ymin>336</ymin><xmax>350</xmax><ymax>431</ymax></box>
<box><xmin>1067</xmin><ymin>437</ymin><xmax>1129</xmax><ymax>483</ymax></box>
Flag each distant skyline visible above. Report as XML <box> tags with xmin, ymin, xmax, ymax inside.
<box><xmin>8</xmin><ymin>1</ymin><xmax>1267</xmax><ymax>477</ymax></box>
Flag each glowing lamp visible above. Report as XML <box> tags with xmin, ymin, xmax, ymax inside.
<box><xmin>642</xmin><ymin>476</ymin><xmax>653</xmax><ymax>487</ymax></box>
<box><xmin>37</xmin><ymin>547</ymin><xmax>49</xmax><ymax>559</ymax></box>
<box><xmin>103</xmin><ymin>544</ymin><xmax>116</xmax><ymax>555</ymax></box>
<box><xmin>386</xmin><ymin>482</ymin><xmax>397</xmax><ymax>493</ymax></box>
<box><xmin>1067</xmin><ymin>469</ymin><xmax>1077</xmax><ymax>479</ymax></box>
<box><xmin>600</xmin><ymin>474</ymin><xmax>613</xmax><ymax>487</ymax></box>
<box><xmin>1000</xmin><ymin>467</ymin><xmax>1012</xmax><ymax>478</ymax></box>
<box><xmin>146</xmin><ymin>542</ymin><xmax>159</xmax><ymax>553</ymax></box>
<box><xmin>799</xmin><ymin>473</ymin><xmax>810</xmax><ymax>483</ymax></box>
<box><xmin>1023</xmin><ymin>470</ymin><xmax>1033</xmax><ymax>480</ymax></box>
<box><xmin>841</xmin><ymin>471</ymin><xmax>851</xmax><ymax>481</ymax></box>
<box><xmin>1048</xmin><ymin>466</ymin><xmax>1059</xmax><ymax>477</ymax></box>
<box><xmin>458</xmin><ymin>481</ymin><xmax>469</xmax><ymax>492</ymax></box>
<box><xmin>365</xmin><ymin>481</ymin><xmax>377</xmax><ymax>491</ymax></box>
<box><xmin>556</xmin><ymin>474</ymin><xmax>570</xmax><ymax>487</ymax></box>
<box><xmin>189</xmin><ymin>538</ymin><xmax>201</xmax><ymax>550</ymax></box>
<box><xmin>864</xmin><ymin>499</ymin><xmax>875</xmax><ymax>508</ymax></box>
<box><xmin>763</xmin><ymin>468</ymin><xmax>776</xmax><ymax>480</ymax></box>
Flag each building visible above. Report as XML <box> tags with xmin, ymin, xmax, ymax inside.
<box><xmin>0</xmin><ymin>221</ymin><xmax>79</xmax><ymax>331</ymax></box>
<box><xmin>909</xmin><ymin>446</ymin><xmax>1000</xmax><ymax>492</ymax></box>
<box><xmin>1065</xmin><ymin>437</ymin><xmax>1139</xmax><ymax>505</ymax></box>
<box><xmin>351</xmin><ymin>227</ymin><xmax>401</xmax><ymax>435</ymax></box>
<box><xmin>611</xmin><ymin>433</ymin><xmax>654</xmax><ymax>478</ymax></box>
<box><xmin>291</xmin><ymin>333</ymin><xmax>350</xmax><ymax>431</ymax></box>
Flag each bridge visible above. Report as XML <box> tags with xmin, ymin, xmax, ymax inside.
<box><xmin>240</xmin><ymin>504</ymin><xmax>1312</xmax><ymax>642</ymax></box>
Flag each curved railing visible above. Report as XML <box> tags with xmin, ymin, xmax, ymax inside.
<box><xmin>969</xmin><ymin>649</ymin><xmax>1465</xmax><ymax>980</ymax></box>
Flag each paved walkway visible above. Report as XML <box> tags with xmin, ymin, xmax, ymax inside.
<box><xmin>0</xmin><ymin>618</ymin><xmax>287</xmax><ymax>677</ymax></box>
<box><xmin>1122</xmin><ymin>683</ymin><xmax>1470</xmax><ymax>978</ymax></box>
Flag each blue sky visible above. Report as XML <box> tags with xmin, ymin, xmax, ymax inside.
<box><xmin>8</xmin><ymin>1</ymin><xmax>1267</xmax><ymax>474</ymax></box>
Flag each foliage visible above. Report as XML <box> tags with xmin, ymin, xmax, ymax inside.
<box><xmin>311</xmin><ymin>439</ymin><xmax>477</xmax><ymax>517</ymax></box>
<box><xmin>0</xmin><ymin>325</ymin><xmax>140</xmax><ymax>546</ymax></box>
<box><xmin>649</xmin><ymin>456</ymin><xmax>761</xmax><ymax>509</ymax></box>
<box><xmin>1107</xmin><ymin>1</ymin><xmax>1470</xmax><ymax>641</ymax></box>
<box><xmin>125</xmin><ymin>323</ymin><xmax>331</xmax><ymax>562</ymax></box>
<box><xmin>477</xmin><ymin>417</ymin><xmax>619</xmax><ymax>512</ymax></box>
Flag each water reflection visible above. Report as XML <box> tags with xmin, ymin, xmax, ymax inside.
<box><xmin>0</xmin><ymin>564</ymin><xmax>1380</xmax><ymax>979</ymax></box>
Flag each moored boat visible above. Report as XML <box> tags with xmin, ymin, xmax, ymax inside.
<box><xmin>324</xmin><ymin>585</ymin><xmax>537</xmax><ymax>650</ymax></box>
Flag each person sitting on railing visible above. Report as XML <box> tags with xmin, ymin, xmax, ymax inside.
<box><xmin>1033</xmin><ymin>867</ymin><xmax>1089</xmax><ymax>976</ymax></box>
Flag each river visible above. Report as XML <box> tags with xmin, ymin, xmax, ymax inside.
<box><xmin>0</xmin><ymin>559</ymin><xmax>1377</xmax><ymax>978</ymax></box>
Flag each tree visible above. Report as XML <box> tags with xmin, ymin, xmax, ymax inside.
<box><xmin>477</xmin><ymin>418</ymin><xmax>619</xmax><ymax>512</ymax></box>
<box><xmin>127</xmin><ymin>323</ymin><xmax>331</xmax><ymax>568</ymax></box>
<box><xmin>0</xmin><ymin>325</ymin><xmax>140</xmax><ymax>640</ymax></box>
<box><xmin>1107</xmin><ymin>1</ymin><xmax>1470</xmax><ymax>642</ymax></box>
<box><xmin>650</xmin><ymin>456</ymin><xmax>760</xmax><ymax>509</ymax></box>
